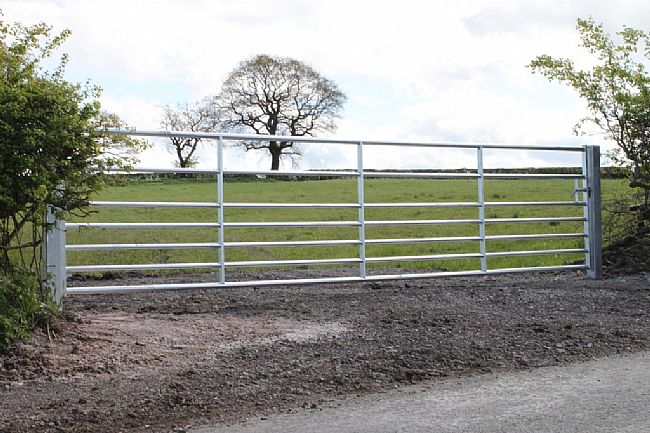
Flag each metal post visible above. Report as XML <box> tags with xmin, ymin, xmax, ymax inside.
<box><xmin>477</xmin><ymin>146</ymin><xmax>487</xmax><ymax>272</ymax></box>
<box><xmin>44</xmin><ymin>205</ymin><xmax>66</xmax><ymax>304</ymax></box>
<box><xmin>585</xmin><ymin>146</ymin><xmax>602</xmax><ymax>279</ymax></box>
<box><xmin>357</xmin><ymin>141</ymin><xmax>367</xmax><ymax>278</ymax></box>
<box><xmin>217</xmin><ymin>137</ymin><xmax>226</xmax><ymax>284</ymax></box>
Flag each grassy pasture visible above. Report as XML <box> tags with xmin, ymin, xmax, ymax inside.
<box><xmin>65</xmin><ymin>177</ymin><xmax>629</xmax><ymax>275</ymax></box>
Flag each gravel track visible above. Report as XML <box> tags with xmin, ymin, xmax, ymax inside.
<box><xmin>1</xmin><ymin>271</ymin><xmax>649</xmax><ymax>433</ymax></box>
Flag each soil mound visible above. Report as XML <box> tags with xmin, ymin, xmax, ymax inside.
<box><xmin>603</xmin><ymin>233</ymin><xmax>650</xmax><ymax>275</ymax></box>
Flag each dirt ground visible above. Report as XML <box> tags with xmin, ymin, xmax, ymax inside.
<box><xmin>1</xmin><ymin>270</ymin><xmax>650</xmax><ymax>433</ymax></box>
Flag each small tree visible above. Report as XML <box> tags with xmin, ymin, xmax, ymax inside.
<box><xmin>159</xmin><ymin>99</ymin><xmax>217</xmax><ymax>168</ymax></box>
<box><xmin>216</xmin><ymin>54</ymin><xmax>346</xmax><ymax>170</ymax></box>
<box><xmin>530</xmin><ymin>18</ymin><xmax>650</xmax><ymax>232</ymax></box>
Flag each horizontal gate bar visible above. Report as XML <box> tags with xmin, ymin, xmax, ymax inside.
<box><xmin>225</xmin><ymin>239</ymin><xmax>361</xmax><ymax>247</ymax></box>
<box><xmin>483</xmin><ymin>173</ymin><xmax>584</xmax><ymax>179</ymax></box>
<box><xmin>106</xmin><ymin>167</ymin><xmax>220</xmax><ymax>174</ymax></box>
<box><xmin>103</xmin><ymin>167</ymin><xmax>585</xmax><ymax>178</ymax></box>
<box><xmin>224</xmin><ymin>221</ymin><xmax>361</xmax><ymax>228</ymax></box>
<box><xmin>108</xmin><ymin>129</ymin><xmax>586</xmax><ymax>151</ymax></box>
<box><xmin>364</xmin><ymin>142</ymin><xmax>586</xmax><ymax>151</ymax></box>
<box><xmin>364</xmin><ymin>172</ymin><xmax>479</xmax><ymax>179</ymax></box>
<box><xmin>365</xmin><ymin>202</ymin><xmax>480</xmax><ymax>208</ymax></box>
<box><xmin>67</xmin><ymin>262</ymin><xmax>221</xmax><ymax>272</ymax></box>
<box><xmin>366</xmin><ymin>253</ymin><xmax>483</xmax><ymax>262</ymax></box>
<box><xmin>87</xmin><ymin>200</ymin><xmax>585</xmax><ymax>209</ymax></box>
<box><xmin>365</xmin><ymin>201</ymin><xmax>585</xmax><ymax>208</ymax></box>
<box><xmin>65</xmin><ymin>264</ymin><xmax>588</xmax><ymax>294</ymax></box>
<box><xmin>486</xmin><ymin>264</ymin><xmax>587</xmax><ymax>274</ymax></box>
<box><xmin>366</xmin><ymin>236</ymin><xmax>481</xmax><ymax>244</ymax></box>
<box><xmin>366</xmin><ymin>219</ymin><xmax>480</xmax><ymax>226</ymax></box>
<box><xmin>66</xmin><ymin>222</ymin><xmax>220</xmax><ymax>228</ymax></box>
<box><xmin>227</xmin><ymin>170</ymin><xmax>359</xmax><ymax>177</ymax></box>
<box><xmin>90</xmin><ymin>201</ymin><xmax>218</xmax><ymax>208</ymax></box>
<box><xmin>66</xmin><ymin>218</ymin><xmax>583</xmax><ymax>230</ymax></box>
<box><xmin>485</xmin><ymin>217</ymin><xmax>585</xmax><ymax>223</ymax></box>
<box><xmin>225</xmin><ymin>258</ymin><xmax>361</xmax><ymax>267</ymax></box>
<box><xmin>485</xmin><ymin>201</ymin><xmax>585</xmax><ymax>207</ymax></box>
<box><xmin>224</xmin><ymin>202</ymin><xmax>360</xmax><ymax>208</ymax></box>
<box><xmin>485</xmin><ymin>233</ymin><xmax>586</xmax><ymax>241</ymax></box>
<box><xmin>485</xmin><ymin>248</ymin><xmax>587</xmax><ymax>257</ymax></box>
<box><xmin>67</xmin><ymin>242</ymin><xmax>220</xmax><ymax>250</ymax></box>
<box><xmin>68</xmin><ymin>221</ymin><xmax>363</xmax><ymax>229</ymax></box>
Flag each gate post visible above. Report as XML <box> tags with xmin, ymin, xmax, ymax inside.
<box><xmin>585</xmin><ymin>146</ymin><xmax>602</xmax><ymax>280</ymax></box>
<box><xmin>43</xmin><ymin>205</ymin><xmax>66</xmax><ymax>303</ymax></box>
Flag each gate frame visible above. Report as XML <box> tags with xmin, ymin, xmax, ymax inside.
<box><xmin>45</xmin><ymin>130</ymin><xmax>602</xmax><ymax>301</ymax></box>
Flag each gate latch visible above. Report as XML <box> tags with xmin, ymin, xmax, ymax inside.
<box><xmin>572</xmin><ymin>187</ymin><xmax>589</xmax><ymax>200</ymax></box>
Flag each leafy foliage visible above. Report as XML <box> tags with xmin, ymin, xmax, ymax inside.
<box><xmin>0</xmin><ymin>13</ymin><xmax>146</xmax><ymax>273</ymax></box>
<box><xmin>530</xmin><ymin>18</ymin><xmax>650</xmax><ymax>232</ymax></box>
<box><xmin>216</xmin><ymin>54</ymin><xmax>346</xmax><ymax>170</ymax></box>
<box><xmin>0</xmin><ymin>268</ymin><xmax>41</xmax><ymax>352</ymax></box>
<box><xmin>0</xmin><ymin>12</ymin><xmax>147</xmax><ymax>347</ymax></box>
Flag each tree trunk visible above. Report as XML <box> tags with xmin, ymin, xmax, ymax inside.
<box><xmin>176</xmin><ymin>146</ymin><xmax>187</xmax><ymax>168</ymax></box>
<box><xmin>270</xmin><ymin>150</ymin><xmax>281</xmax><ymax>170</ymax></box>
<box><xmin>269</xmin><ymin>141</ymin><xmax>281</xmax><ymax>170</ymax></box>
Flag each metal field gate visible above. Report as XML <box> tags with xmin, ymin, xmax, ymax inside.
<box><xmin>44</xmin><ymin>130</ymin><xmax>602</xmax><ymax>301</ymax></box>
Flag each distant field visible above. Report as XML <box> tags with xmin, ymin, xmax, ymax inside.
<box><xmin>65</xmin><ymin>177</ymin><xmax>629</xmax><ymax>274</ymax></box>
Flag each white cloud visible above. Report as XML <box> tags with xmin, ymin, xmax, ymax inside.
<box><xmin>2</xmin><ymin>0</ymin><xmax>647</xmax><ymax>170</ymax></box>
<box><xmin>100</xmin><ymin>95</ymin><xmax>161</xmax><ymax>129</ymax></box>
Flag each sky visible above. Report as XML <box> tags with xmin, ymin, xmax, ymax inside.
<box><xmin>3</xmin><ymin>0</ymin><xmax>650</xmax><ymax>171</ymax></box>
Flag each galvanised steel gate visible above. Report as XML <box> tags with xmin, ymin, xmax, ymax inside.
<box><xmin>44</xmin><ymin>130</ymin><xmax>601</xmax><ymax>301</ymax></box>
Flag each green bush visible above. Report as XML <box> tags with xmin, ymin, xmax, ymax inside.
<box><xmin>0</xmin><ymin>269</ymin><xmax>41</xmax><ymax>352</ymax></box>
<box><xmin>0</xmin><ymin>13</ymin><xmax>143</xmax><ymax>349</ymax></box>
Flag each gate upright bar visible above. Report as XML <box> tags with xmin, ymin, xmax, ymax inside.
<box><xmin>357</xmin><ymin>141</ymin><xmax>367</xmax><ymax>279</ymax></box>
<box><xmin>217</xmin><ymin>137</ymin><xmax>226</xmax><ymax>284</ymax></box>
<box><xmin>477</xmin><ymin>146</ymin><xmax>487</xmax><ymax>272</ymax></box>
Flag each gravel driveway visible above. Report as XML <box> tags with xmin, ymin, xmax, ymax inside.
<box><xmin>1</xmin><ymin>271</ymin><xmax>649</xmax><ymax>432</ymax></box>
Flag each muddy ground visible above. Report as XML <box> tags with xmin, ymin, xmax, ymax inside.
<box><xmin>1</xmin><ymin>270</ymin><xmax>650</xmax><ymax>433</ymax></box>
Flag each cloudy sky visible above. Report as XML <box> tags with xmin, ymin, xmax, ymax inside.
<box><xmin>3</xmin><ymin>0</ymin><xmax>650</xmax><ymax>170</ymax></box>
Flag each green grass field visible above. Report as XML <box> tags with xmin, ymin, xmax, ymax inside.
<box><xmin>65</xmin><ymin>176</ymin><xmax>629</xmax><ymax>275</ymax></box>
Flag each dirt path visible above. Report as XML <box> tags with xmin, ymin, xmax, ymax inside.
<box><xmin>1</xmin><ymin>271</ymin><xmax>649</xmax><ymax>433</ymax></box>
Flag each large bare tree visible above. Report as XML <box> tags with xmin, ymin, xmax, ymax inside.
<box><xmin>159</xmin><ymin>99</ymin><xmax>217</xmax><ymax>167</ymax></box>
<box><xmin>217</xmin><ymin>54</ymin><xmax>346</xmax><ymax>170</ymax></box>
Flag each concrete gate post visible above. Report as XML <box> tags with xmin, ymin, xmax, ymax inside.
<box><xmin>43</xmin><ymin>204</ymin><xmax>66</xmax><ymax>304</ymax></box>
